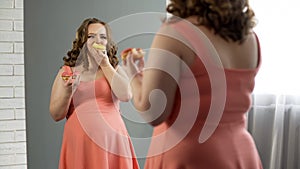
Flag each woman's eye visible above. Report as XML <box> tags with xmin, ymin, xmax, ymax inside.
<box><xmin>88</xmin><ymin>35</ymin><xmax>95</xmax><ymax>39</ymax></box>
<box><xmin>100</xmin><ymin>35</ymin><xmax>107</xmax><ymax>39</ymax></box>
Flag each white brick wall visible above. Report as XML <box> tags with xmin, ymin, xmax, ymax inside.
<box><xmin>0</xmin><ymin>0</ymin><xmax>26</xmax><ymax>168</ymax></box>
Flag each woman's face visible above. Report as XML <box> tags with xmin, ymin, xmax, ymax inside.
<box><xmin>87</xmin><ymin>23</ymin><xmax>108</xmax><ymax>46</ymax></box>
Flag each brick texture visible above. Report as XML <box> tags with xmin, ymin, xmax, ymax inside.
<box><xmin>0</xmin><ymin>0</ymin><xmax>26</xmax><ymax>168</ymax></box>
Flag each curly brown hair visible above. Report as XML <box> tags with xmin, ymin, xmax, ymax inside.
<box><xmin>166</xmin><ymin>0</ymin><xmax>256</xmax><ymax>43</ymax></box>
<box><xmin>63</xmin><ymin>18</ymin><xmax>119</xmax><ymax>69</ymax></box>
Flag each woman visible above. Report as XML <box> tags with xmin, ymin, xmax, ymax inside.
<box><xmin>123</xmin><ymin>0</ymin><xmax>263</xmax><ymax>168</ymax></box>
<box><xmin>49</xmin><ymin>18</ymin><xmax>139</xmax><ymax>169</ymax></box>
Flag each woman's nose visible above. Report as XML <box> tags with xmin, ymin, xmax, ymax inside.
<box><xmin>95</xmin><ymin>35</ymin><xmax>101</xmax><ymax>43</ymax></box>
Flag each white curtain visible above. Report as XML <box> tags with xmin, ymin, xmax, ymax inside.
<box><xmin>248</xmin><ymin>0</ymin><xmax>300</xmax><ymax>168</ymax></box>
<box><xmin>247</xmin><ymin>94</ymin><xmax>300</xmax><ymax>169</ymax></box>
<box><xmin>229</xmin><ymin>0</ymin><xmax>300</xmax><ymax>166</ymax></box>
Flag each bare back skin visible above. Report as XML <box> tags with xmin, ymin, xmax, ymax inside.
<box><xmin>179</xmin><ymin>17</ymin><xmax>258</xmax><ymax>70</ymax></box>
<box><xmin>134</xmin><ymin>16</ymin><xmax>259</xmax><ymax>125</ymax></box>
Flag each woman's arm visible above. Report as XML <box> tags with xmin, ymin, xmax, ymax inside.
<box><xmin>100</xmin><ymin>59</ymin><xmax>132</xmax><ymax>102</ymax></box>
<box><xmin>124</xmin><ymin>33</ymin><xmax>182</xmax><ymax>126</ymax></box>
<box><xmin>49</xmin><ymin>68</ymin><xmax>77</xmax><ymax>121</ymax></box>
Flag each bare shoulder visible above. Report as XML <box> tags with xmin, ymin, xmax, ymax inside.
<box><xmin>153</xmin><ymin>24</ymin><xmax>196</xmax><ymax>65</ymax></box>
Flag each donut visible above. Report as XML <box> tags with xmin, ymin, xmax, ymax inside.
<box><xmin>121</xmin><ymin>48</ymin><xmax>144</xmax><ymax>60</ymax></box>
<box><xmin>61</xmin><ymin>66</ymin><xmax>73</xmax><ymax>81</ymax></box>
<box><xmin>92</xmin><ymin>43</ymin><xmax>106</xmax><ymax>51</ymax></box>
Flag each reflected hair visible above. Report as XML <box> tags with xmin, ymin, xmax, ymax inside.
<box><xmin>63</xmin><ymin>18</ymin><xmax>118</xmax><ymax>69</ymax></box>
<box><xmin>166</xmin><ymin>0</ymin><xmax>256</xmax><ymax>43</ymax></box>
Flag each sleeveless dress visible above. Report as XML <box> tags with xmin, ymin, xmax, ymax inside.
<box><xmin>58</xmin><ymin>76</ymin><xmax>139</xmax><ymax>169</ymax></box>
<box><xmin>144</xmin><ymin>21</ymin><xmax>263</xmax><ymax>169</ymax></box>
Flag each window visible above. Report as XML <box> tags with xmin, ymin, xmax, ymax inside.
<box><xmin>251</xmin><ymin>0</ymin><xmax>300</xmax><ymax>94</ymax></box>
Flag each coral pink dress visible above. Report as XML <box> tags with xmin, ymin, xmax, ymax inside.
<box><xmin>59</xmin><ymin>75</ymin><xmax>139</xmax><ymax>169</ymax></box>
<box><xmin>144</xmin><ymin>21</ymin><xmax>263</xmax><ymax>169</ymax></box>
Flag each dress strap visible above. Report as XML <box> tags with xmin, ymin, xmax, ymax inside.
<box><xmin>253</xmin><ymin>32</ymin><xmax>262</xmax><ymax>70</ymax></box>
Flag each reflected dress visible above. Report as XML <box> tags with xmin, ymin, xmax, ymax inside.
<box><xmin>144</xmin><ymin>21</ymin><xmax>263</xmax><ymax>169</ymax></box>
<box><xmin>58</xmin><ymin>75</ymin><xmax>139</xmax><ymax>169</ymax></box>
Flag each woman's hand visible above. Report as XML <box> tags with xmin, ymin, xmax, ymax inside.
<box><xmin>85</xmin><ymin>39</ymin><xmax>109</xmax><ymax>67</ymax></box>
<box><xmin>122</xmin><ymin>51</ymin><xmax>144</xmax><ymax>80</ymax></box>
<box><xmin>62</xmin><ymin>71</ymin><xmax>81</xmax><ymax>96</ymax></box>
